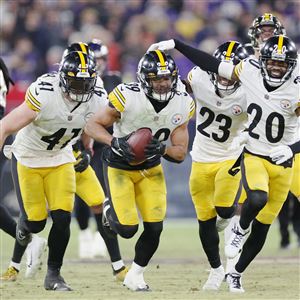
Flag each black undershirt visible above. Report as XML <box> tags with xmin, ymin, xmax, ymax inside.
<box><xmin>147</xmin><ymin>96</ymin><xmax>169</xmax><ymax>113</ymax></box>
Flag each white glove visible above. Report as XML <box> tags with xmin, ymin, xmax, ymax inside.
<box><xmin>228</xmin><ymin>132</ymin><xmax>248</xmax><ymax>151</ymax></box>
<box><xmin>147</xmin><ymin>39</ymin><xmax>175</xmax><ymax>52</ymax></box>
<box><xmin>270</xmin><ymin>145</ymin><xmax>293</xmax><ymax>165</ymax></box>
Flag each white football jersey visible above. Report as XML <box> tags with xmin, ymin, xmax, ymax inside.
<box><xmin>108</xmin><ymin>82</ymin><xmax>195</xmax><ymax>141</ymax></box>
<box><xmin>12</xmin><ymin>72</ymin><xmax>108</xmax><ymax>167</ymax></box>
<box><xmin>234</xmin><ymin>58</ymin><xmax>300</xmax><ymax>156</ymax></box>
<box><xmin>188</xmin><ymin>67</ymin><xmax>247</xmax><ymax>162</ymax></box>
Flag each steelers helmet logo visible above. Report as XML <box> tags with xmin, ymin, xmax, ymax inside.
<box><xmin>171</xmin><ymin>113</ymin><xmax>183</xmax><ymax>125</ymax></box>
<box><xmin>280</xmin><ymin>100</ymin><xmax>291</xmax><ymax>110</ymax></box>
<box><xmin>232</xmin><ymin>105</ymin><xmax>243</xmax><ymax>115</ymax></box>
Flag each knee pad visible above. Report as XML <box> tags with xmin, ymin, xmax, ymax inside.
<box><xmin>215</xmin><ymin>205</ymin><xmax>236</xmax><ymax>219</ymax></box>
<box><xmin>50</xmin><ymin>209</ymin><xmax>71</xmax><ymax>231</ymax></box>
<box><xmin>116</xmin><ymin>224</ymin><xmax>138</xmax><ymax>239</ymax></box>
<box><xmin>143</xmin><ymin>221</ymin><xmax>163</xmax><ymax>239</ymax></box>
<box><xmin>25</xmin><ymin>219</ymin><xmax>47</xmax><ymax>233</ymax></box>
<box><xmin>247</xmin><ymin>190</ymin><xmax>268</xmax><ymax>210</ymax></box>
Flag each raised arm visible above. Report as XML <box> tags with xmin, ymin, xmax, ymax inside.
<box><xmin>148</xmin><ymin>39</ymin><xmax>239</xmax><ymax>81</ymax></box>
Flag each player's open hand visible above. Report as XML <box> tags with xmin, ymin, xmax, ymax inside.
<box><xmin>147</xmin><ymin>39</ymin><xmax>175</xmax><ymax>52</ymax></box>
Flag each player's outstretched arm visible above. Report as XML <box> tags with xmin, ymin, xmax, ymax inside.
<box><xmin>148</xmin><ymin>39</ymin><xmax>238</xmax><ymax>81</ymax></box>
<box><xmin>0</xmin><ymin>101</ymin><xmax>36</xmax><ymax>150</ymax></box>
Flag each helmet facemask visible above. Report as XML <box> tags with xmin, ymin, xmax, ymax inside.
<box><xmin>248</xmin><ymin>14</ymin><xmax>286</xmax><ymax>49</ymax></box>
<box><xmin>60</xmin><ymin>73</ymin><xmax>96</xmax><ymax>102</ymax></box>
<box><xmin>211</xmin><ymin>41</ymin><xmax>248</xmax><ymax>97</ymax></box>
<box><xmin>59</xmin><ymin>51</ymin><xmax>97</xmax><ymax>103</ymax></box>
<box><xmin>212</xmin><ymin>74</ymin><xmax>240</xmax><ymax>97</ymax></box>
<box><xmin>259</xmin><ymin>36</ymin><xmax>297</xmax><ymax>87</ymax></box>
<box><xmin>137</xmin><ymin>51</ymin><xmax>178</xmax><ymax>102</ymax></box>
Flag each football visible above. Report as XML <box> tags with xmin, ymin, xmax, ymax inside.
<box><xmin>127</xmin><ymin>127</ymin><xmax>153</xmax><ymax>164</ymax></box>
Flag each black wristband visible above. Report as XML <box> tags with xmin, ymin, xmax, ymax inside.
<box><xmin>174</xmin><ymin>39</ymin><xmax>220</xmax><ymax>73</ymax></box>
<box><xmin>290</xmin><ymin>140</ymin><xmax>300</xmax><ymax>155</ymax></box>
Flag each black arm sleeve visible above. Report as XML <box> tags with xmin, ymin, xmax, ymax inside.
<box><xmin>174</xmin><ymin>39</ymin><xmax>220</xmax><ymax>73</ymax></box>
<box><xmin>290</xmin><ymin>140</ymin><xmax>300</xmax><ymax>155</ymax></box>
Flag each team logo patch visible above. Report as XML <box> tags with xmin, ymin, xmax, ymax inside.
<box><xmin>231</xmin><ymin>105</ymin><xmax>243</xmax><ymax>115</ymax></box>
<box><xmin>84</xmin><ymin>112</ymin><xmax>94</xmax><ymax>122</ymax></box>
<box><xmin>171</xmin><ymin>113</ymin><xmax>183</xmax><ymax>125</ymax></box>
<box><xmin>280</xmin><ymin>100</ymin><xmax>291</xmax><ymax>110</ymax></box>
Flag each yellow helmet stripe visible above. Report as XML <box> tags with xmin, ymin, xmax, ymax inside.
<box><xmin>225</xmin><ymin>41</ymin><xmax>236</xmax><ymax>61</ymax></box>
<box><xmin>264</xmin><ymin>13</ymin><xmax>271</xmax><ymax>21</ymax></box>
<box><xmin>155</xmin><ymin>50</ymin><xmax>166</xmax><ymax>70</ymax></box>
<box><xmin>277</xmin><ymin>35</ymin><xmax>284</xmax><ymax>54</ymax></box>
<box><xmin>77</xmin><ymin>51</ymin><xmax>86</xmax><ymax>70</ymax></box>
<box><xmin>79</xmin><ymin>43</ymin><xmax>88</xmax><ymax>54</ymax></box>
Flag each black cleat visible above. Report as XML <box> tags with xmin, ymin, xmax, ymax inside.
<box><xmin>44</xmin><ymin>271</ymin><xmax>72</xmax><ymax>291</ymax></box>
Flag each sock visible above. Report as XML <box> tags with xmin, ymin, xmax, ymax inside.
<box><xmin>131</xmin><ymin>261</ymin><xmax>145</xmax><ymax>274</ymax></box>
<box><xmin>112</xmin><ymin>260</ymin><xmax>125</xmax><ymax>271</ymax></box>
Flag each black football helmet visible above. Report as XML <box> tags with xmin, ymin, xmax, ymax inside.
<box><xmin>59</xmin><ymin>51</ymin><xmax>97</xmax><ymax>102</ymax></box>
<box><xmin>259</xmin><ymin>35</ymin><xmax>297</xmax><ymax>87</ymax></box>
<box><xmin>211</xmin><ymin>41</ymin><xmax>248</xmax><ymax>97</ymax></box>
<box><xmin>137</xmin><ymin>50</ymin><xmax>178</xmax><ymax>102</ymax></box>
<box><xmin>63</xmin><ymin>42</ymin><xmax>94</xmax><ymax>59</ymax></box>
<box><xmin>248</xmin><ymin>13</ymin><xmax>286</xmax><ymax>49</ymax></box>
<box><xmin>88</xmin><ymin>39</ymin><xmax>109</xmax><ymax>75</ymax></box>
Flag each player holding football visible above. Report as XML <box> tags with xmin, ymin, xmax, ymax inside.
<box><xmin>0</xmin><ymin>51</ymin><xmax>107</xmax><ymax>291</ymax></box>
<box><xmin>85</xmin><ymin>50</ymin><xmax>195</xmax><ymax>291</ymax></box>
<box><xmin>186</xmin><ymin>41</ymin><xmax>248</xmax><ymax>290</ymax></box>
<box><xmin>148</xmin><ymin>33</ymin><xmax>299</xmax><ymax>293</ymax></box>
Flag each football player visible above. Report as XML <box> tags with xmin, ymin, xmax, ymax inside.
<box><xmin>186</xmin><ymin>41</ymin><xmax>248</xmax><ymax>290</ymax></box>
<box><xmin>248</xmin><ymin>13</ymin><xmax>286</xmax><ymax>57</ymax></box>
<box><xmin>85</xmin><ymin>50</ymin><xmax>195</xmax><ymax>291</ymax></box>
<box><xmin>0</xmin><ymin>51</ymin><xmax>107</xmax><ymax>291</ymax></box>
<box><xmin>247</xmin><ymin>14</ymin><xmax>300</xmax><ymax>250</ymax></box>
<box><xmin>0</xmin><ymin>58</ymin><xmax>47</xmax><ymax>282</ymax></box>
<box><xmin>148</xmin><ymin>34</ymin><xmax>299</xmax><ymax>293</ymax></box>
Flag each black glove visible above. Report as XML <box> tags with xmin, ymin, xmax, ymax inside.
<box><xmin>111</xmin><ymin>136</ymin><xmax>135</xmax><ymax>162</ymax></box>
<box><xmin>74</xmin><ymin>150</ymin><xmax>92</xmax><ymax>172</ymax></box>
<box><xmin>144</xmin><ymin>138</ymin><xmax>166</xmax><ymax>158</ymax></box>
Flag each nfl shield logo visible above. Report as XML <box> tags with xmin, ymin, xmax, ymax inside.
<box><xmin>68</xmin><ymin>115</ymin><xmax>73</xmax><ymax>121</ymax></box>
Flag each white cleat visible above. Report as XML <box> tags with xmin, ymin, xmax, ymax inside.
<box><xmin>123</xmin><ymin>269</ymin><xmax>150</xmax><ymax>292</ymax></box>
<box><xmin>25</xmin><ymin>234</ymin><xmax>47</xmax><ymax>279</ymax></box>
<box><xmin>92</xmin><ymin>232</ymin><xmax>107</xmax><ymax>258</ymax></box>
<box><xmin>226</xmin><ymin>272</ymin><xmax>245</xmax><ymax>293</ymax></box>
<box><xmin>78</xmin><ymin>228</ymin><xmax>94</xmax><ymax>259</ymax></box>
<box><xmin>225</xmin><ymin>223</ymin><xmax>249</xmax><ymax>259</ymax></box>
<box><xmin>202</xmin><ymin>265</ymin><xmax>225</xmax><ymax>290</ymax></box>
<box><xmin>216</xmin><ymin>216</ymin><xmax>231</xmax><ymax>232</ymax></box>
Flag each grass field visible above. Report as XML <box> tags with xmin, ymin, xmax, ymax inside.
<box><xmin>0</xmin><ymin>218</ymin><xmax>299</xmax><ymax>300</ymax></box>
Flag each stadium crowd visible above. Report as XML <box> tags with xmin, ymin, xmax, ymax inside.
<box><xmin>1</xmin><ymin>0</ymin><xmax>300</xmax><ymax>111</ymax></box>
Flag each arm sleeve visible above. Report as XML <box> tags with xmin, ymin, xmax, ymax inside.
<box><xmin>174</xmin><ymin>39</ymin><xmax>220</xmax><ymax>73</ymax></box>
